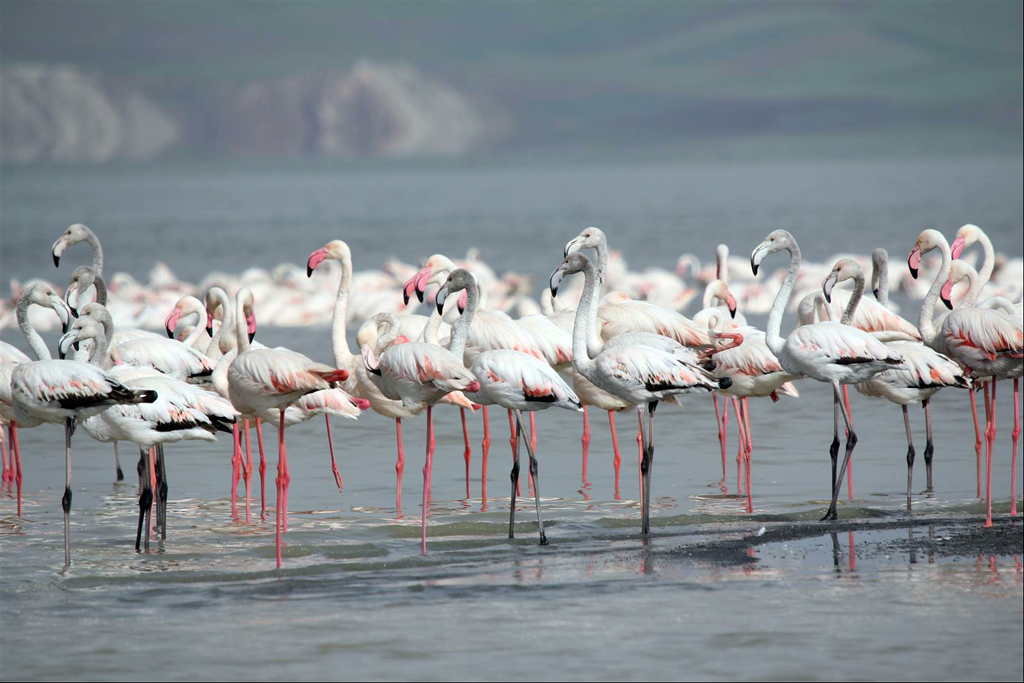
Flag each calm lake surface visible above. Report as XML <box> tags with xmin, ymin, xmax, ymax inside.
<box><xmin>1</xmin><ymin>155</ymin><xmax>1022</xmax><ymax>681</ymax></box>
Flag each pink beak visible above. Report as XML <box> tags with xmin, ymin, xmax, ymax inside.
<box><xmin>457</xmin><ymin>289</ymin><xmax>469</xmax><ymax>314</ymax></box>
<box><xmin>164</xmin><ymin>309</ymin><xmax>181</xmax><ymax>338</ymax></box>
<box><xmin>246</xmin><ymin>312</ymin><xmax>257</xmax><ymax>342</ymax></box>
<box><xmin>307</xmin><ymin>247</ymin><xmax>328</xmax><ymax>277</ymax></box>
<box><xmin>725</xmin><ymin>293</ymin><xmax>737</xmax><ymax>318</ymax></box>
<box><xmin>950</xmin><ymin>236</ymin><xmax>966</xmax><ymax>260</ymax></box>
<box><xmin>907</xmin><ymin>245</ymin><xmax>922</xmax><ymax>279</ymax></box>
<box><xmin>206</xmin><ymin>312</ymin><xmax>215</xmax><ymax>336</ymax></box>
<box><xmin>403</xmin><ymin>267</ymin><xmax>432</xmax><ymax>305</ymax></box>
<box><xmin>940</xmin><ymin>278</ymin><xmax>954</xmax><ymax>309</ymax></box>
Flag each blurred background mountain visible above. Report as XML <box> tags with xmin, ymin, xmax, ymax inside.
<box><xmin>2</xmin><ymin>0</ymin><xmax>1021</xmax><ymax>163</ymax></box>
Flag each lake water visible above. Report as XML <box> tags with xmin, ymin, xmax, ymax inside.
<box><xmin>1</xmin><ymin>155</ymin><xmax>1022</xmax><ymax>681</ymax></box>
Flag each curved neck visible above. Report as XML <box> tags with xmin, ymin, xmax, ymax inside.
<box><xmin>448</xmin><ymin>282</ymin><xmax>478</xmax><ymax>361</ymax></box>
<box><xmin>17</xmin><ymin>297</ymin><xmax>51</xmax><ymax>360</ymax></box>
<box><xmin>332</xmin><ymin>251</ymin><xmax>354</xmax><ymax>367</ymax></box>
<box><xmin>571</xmin><ymin>261</ymin><xmax>599</xmax><ymax>377</ymax></box>
<box><xmin>90</xmin><ymin>272</ymin><xmax>109</xmax><ymax>306</ymax></box>
<box><xmin>207</xmin><ymin>292</ymin><xmax>233</xmax><ymax>357</ymax></box>
<box><xmin>765</xmin><ymin>243</ymin><xmax>801</xmax><ymax>357</ymax></box>
<box><xmin>958</xmin><ymin>270</ymin><xmax>981</xmax><ymax>308</ymax></box>
<box><xmin>87</xmin><ymin>329</ymin><xmax>113</xmax><ymax>369</ymax></box>
<box><xmin>235</xmin><ymin>294</ymin><xmax>250</xmax><ymax>353</ymax></box>
<box><xmin>422</xmin><ymin>310</ymin><xmax>442</xmax><ymax>345</ymax></box>
<box><xmin>840</xmin><ymin>272</ymin><xmax>865</xmax><ymax>325</ymax></box>
<box><xmin>716</xmin><ymin>245</ymin><xmax>728</xmax><ymax>283</ymax></box>
<box><xmin>182</xmin><ymin>318</ymin><xmax>207</xmax><ymax>347</ymax></box>
<box><xmin>84</xmin><ymin>229</ymin><xmax>104</xmax><ymax>275</ymax></box>
<box><xmin>873</xmin><ymin>255</ymin><xmax>889</xmax><ymax>308</ymax></box>
<box><xmin>918</xmin><ymin>243</ymin><xmax>951</xmax><ymax>345</ymax></box>
<box><xmin>976</xmin><ymin>232</ymin><xmax>994</xmax><ymax>287</ymax></box>
<box><xmin>211</xmin><ymin>348</ymin><xmax>237</xmax><ymax>399</ymax></box>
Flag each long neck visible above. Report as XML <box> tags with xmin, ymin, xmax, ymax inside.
<box><xmin>235</xmin><ymin>296</ymin><xmax>250</xmax><ymax>353</ymax></box>
<box><xmin>585</xmin><ymin>243</ymin><xmax>606</xmax><ymax>358</ymax></box>
<box><xmin>211</xmin><ymin>348</ymin><xmax>237</xmax><ymax>399</ymax></box>
<box><xmin>422</xmin><ymin>310</ymin><xmax>442</xmax><ymax>345</ymax></box>
<box><xmin>207</xmin><ymin>293</ymin><xmax>234</xmax><ymax>357</ymax></box>
<box><xmin>959</xmin><ymin>270</ymin><xmax>981</xmax><ymax>308</ymax></box>
<box><xmin>977</xmin><ymin>232</ymin><xmax>994</xmax><ymax>287</ymax></box>
<box><xmin>448</xmin><ymin>282</ymin><xmax>478</xmax><ymax>361</ymax></box>
<box><xmin>919</xmin><ymin>244</ymin><xmax>951</xmax><ymax>345</ymax></box>
<box><xmin>874</xmin><ymin>254</ymin><xmax>889</xmax><ymax>308</ymax></box>
<box><xmin>840</xmin><ymin>272</ymin><xmax>865</xmax><ymax>325</ymax></box>
<box><xmin>91</xmin><ymin>273</ymin><xmax>109</xmax><ymax>306</ymax></box>
<box><xmin>332</xmin><ymin>252</ymin><xmax>354</xmax><ymax>367</ymax></box>
<box><xmin>88</xmin><ymin>330</ymin><xmax>113</xmax><ymax>369</ymax></box>
<box><xmin>182</xmin><ymin>319</ymin><xmax>207</xmax><ymax>347</ymax></box>
<box><xmin>571</xmin><ymin>262</ymin><xmax>599</xmax><ymax>376</ymax></box>
<box><xmin>17</xmin><ymin>298</ymin><xmax>51</xmax><ymax>360</ymax></box>
<box><xmin>765</xmin><ymin>244</ymin><xmax>801</xmax><ymax>357</ymax></box>
<box><xmin>86</xmin><ymin>229</ymin><xmax>103</xmax><ymax>275</ymax></box>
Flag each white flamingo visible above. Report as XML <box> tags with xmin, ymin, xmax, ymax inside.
<box><xmin>435</xmin><ymin>268</ymin><xmax>582</xmax><ymax>544</ymax></box>
<box><xmin>751</xmin><ymin>230</ymin><xmax>903</xmax><ymax>520</ymax></box>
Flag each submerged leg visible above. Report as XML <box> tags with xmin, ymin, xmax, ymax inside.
<box><xmin>922</xmin><ymin>399</ymin><xmax>935</xmax><ymax>493</ymax></box>
<box><xmin>243</xmin><ymin>419</ymin><xmax>253</xmax><ymax>524</ymax></box>
<box><xmin>156</xmin><ymin>445</ymin><xmax>168</xmax><ymax>540</ymax></box>
<box><xmin>638</xmin><ymin>404</ymin><xmax>653</xmax><ymax>535</ymax></box>
<box><xmin>903</xmin><ymin>405</ymin><xmax>916</xmax><ymax>511</ymax></box>
<box><xmin>420</xmin><ymin>406</ymin><xmax>435</xmax><ymax>554</ymax></box>
<box><xmin>823</xmin><ymin>383</ymin><xmax>857</xmax><ymax>521</ymax></box>
<box><xmin>11</xmin><ymin>425</ymin><xmax>23</xmax><ymax>517</ymax></box>
<box><xmin>508</xmin><ymin>414</ymin><xmax>521</xmax><ymax>539</ymax></box>
<box><xmin>255</xmin><ymin>419</ymin><xmax>267</xmax><ymax>517</ymax></box>
<box><xmin>63</xmin><ymin>418</ymin><xmax>74</xmax><ymax>568</ymax></box>
<box><xmin>395</xmin><ymin>418</ymin><xmax>405</xmax><ymax>514</ymax></box>
<box><xmin>325</xmin><ymin>415</ymin><xmax>344</xmax><ymax>493</ymax></box>
<box><xmin>608</xmin><ymin>410</ymin><xmax>621</xmax><ymax>499</ymax></box>
<box><xmin>460</xmin><ymin>408</ymin><xmax>471</xmax><ymax>498</ymax></box>
<box><xmin>516</xmin><ymin>410</ymin><xmax>547</xmax><ymax>545</ymax></box>
<box><xmin>135</xmin><ymin>448</ymin><xmax>152</xmax><ymax>552</ymax></box>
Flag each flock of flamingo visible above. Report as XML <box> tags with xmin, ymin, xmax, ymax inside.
<box><xmin>0</xmin><ymin>223</ymin><xmax>1021</xmax><ymax>569</ymax></box>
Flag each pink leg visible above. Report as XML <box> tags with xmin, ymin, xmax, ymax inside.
<box><xmin>148</xmin><ymin>447</ymin><xmax>157</xmax><ymax>538</ymax></box>
<box><xmin>481</xmin><ymin>406</ymin><xmax>490</xmax><ymax>504</ymax></box>
<box><xmin>608</xmin><ymin>410</ymin><xmax>621</xmax><ymax>500</ymax></box>
<box><xmin>460</xmin><ymin>408</ymin><xmax>471</xmax><ymax>498</ymax></box>
<box><xmin>732</xmin><ymin>398</ymin><xmax>743</xmax><ymax>493</ymax></box>
<box><xmin>637</xmin><ymin>413</ymin><xmax>644</xmax><ymax>504</ymax></box>
<box><xmin>529</xmin><ymin>412</ymin><xmax>538</xmax><ymax>454</ymax></box>
<box><xmin>843</xmin><ymin>385</ymin><xmax>855</xmax><ymax>500</ymax></box>
<box><xmin>735</xmin><ymin>399</ymin><xmax>749</xmax><ymax>512</ymax></box>
<box><xmin>970</xmin><ymin>387</ymin><xmax>984</xmax><ymax>498</ymax></box>
<box><xmin>230</xmin><ymin>423</ymin><xmax>242</xmax><ymax>514</ymax></box>
<box><xmin>1</xmin><ymin>425</ymin><xmax>9</xmax><ymax>485</ymax></box>
<box><xmin>713</xmin><ymin>394</ymin><xmax>729</xmax><ymax>482</ymax></box>
<box><xmin>743</xmin><ymin>397</ymin><xmax>754</xmax><ymax>513</ymax></box>
<box><xmin>1012</xmin><ymin>378</ymin><xmax>1019</xmax><ymax>517</ymax></box>
<box><xmin>255</xmin><ymin>419</ymin><xmax>267</xmax><ymax>517</ymax></box>
<box><xmin>325</xmin><ymin>415</ymin><xmax>344</xmax><ymax>492</ymax></box>
<box><xmin>508</xmin><ymin>410</ymin><xmax>521</xmax><ymax>497</ymax></box>
<box><xmin>426</xmin><ymin>409</ymin><xmax>436</xmax><ymax>502</ymax></box>
<box><xmin>581</xmin><ymin>407</ymin><xmax>591</xmax><ymax>485</ymax></box>
<box><xmin>11</xmin><ymin>424</ymin><xmax>22</xmax><ymax>517</ymax></box>
<box><xmin>243</xmin><ymin>419</ymin><xmax>253</xmax><ymax>524</ymax></box>
<box><xmin>984</xmin><ymin>381</ymin><xmax>996</xmax><ymax>528</ymax></box>
<box><xmin>421</xmin><ymin>406</ymin><xmax>435</xmax><ymax>554</ymax></box>
<box><xmin>276</xmin><ymin>409</ymin><xmax>286</xmax><ymax>568</ymax></box>
<box><xmin>395</xmin><ymin>418</ymin><xmax>405</xmax><ymax>514</ymax></box>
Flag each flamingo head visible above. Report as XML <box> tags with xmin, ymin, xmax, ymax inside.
<box><xmin>941</xmin><ymin>260</ymin><xmax>978</xmax><ymax>310</ymax></box>
<box><xmin>23</xmin><ymin>283</ymin><xmax>72</xmax><ymax>334</ymax></box>
<box><xmin>823</xmin><ymin>258</ymin><xmax>862</xmax><ymax>304</ymax></box>
<box><xmin>435</xmin><ymin>268</ymin><xmax>475</xmax><ymax>316</ymax></box>
<box><xmin>750</xmin><ymin>230</ymin><xmax>793</xmax><ymax>276</ymax></box>
<box><xmin>64</xmin><ymin>265</ymin><xmax>99</xmax><ymax>317</ymax></box>
<box><xmin>909</xmin><ymin>229</ymin><xmax>946</xmax><ymax>279</ymax></box>
<box><xmin>51</xmin><ymin>223</ymin><xmax>91</xmax><ymax>268</ymax></box>
<box><xmin>306</xmin><ymin>240</ymin><xmax>350</xmax><ymax>278</ymax></box>
<box><xmin>564</xmin><ymin>226</ymin><xmax>606</xmax><ymax>258</ymax></box>
<box><xmin>870</xmin><ymin>248</ymin><xmax>888</xmax><ymax>300</ymax></box>
<box><xmin>59</xmin><ymin>316</ymin><xmax>103</xmax><ymax>359</ymax></box>
<box><xmin>550</xmin><ymin>252</ymin><xmax>590</xmax><ymax>297</ymax></box>
<box><xmin>950</xmin><ymin>223</ymin><xmax>981</xmax><ymax>260</ymax></box>
<box><xmin>707</xmin><ymin>279</ymin><xmax>737</xmax><ymax>318</ymax></box>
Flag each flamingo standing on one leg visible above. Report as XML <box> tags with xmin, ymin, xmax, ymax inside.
<box><xmin>750</xmin><ymin>230</ymin><xmax>904</xmax><ymax>520</ymax></box>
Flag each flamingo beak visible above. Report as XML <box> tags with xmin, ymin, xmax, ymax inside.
<box><xmin>940</xmin><ymin>279</ymin><xmax>954</xmax><ymax>310</ymax></box>
<box><xmin>823</xmin><ymin>272</ymin><xmax>838</xmax><ymax>304</ymax></box>
<box><xmin>750</xmin><ymin>243</ymin><xmax>768</xmax><ymax>276</ymax></box>
<box><xmin>307</xmin><ymin>247</ymin><xmax>328</xmax><ymax>277</ymax></box>
<box><xmin>457</xmin><ymin>289</ymin><xmax>468</xmax><ymax>315</ymax></box>
<box><xmin>206</xmin><ymin>312</ymin><xmax>215</xmax><ymax>337</ymax></box>
<box><xmin>64</xmin><ymin>284</ymin><xmax>80</xmax><ymax>318</ymax></box>
<box><xmin>165</xmin><ymin>308</ymin><xmax>181</xmax><ymax>338</ymax></box>
<box><xmin>50</xmin><ymin>295</ymin><xmax>72</xmax><ymax>333</ymax></box>
<box><xmin>950</xmin><ymin>236</ymin><xmax>966</xmax><ymax>260</ymax></box>
<box><xmin>873</xmin><ymin>287</ymin><xmax>880</xmax><ymax>300</ymax></box>
<box><xmin>246</xmin><ymin>311</ymin><xmax>257</xmax><ymax>343</ymax></box>
<box><xmin>549</xmin><ymin>264</ymin><xmax>567</xmax><ymax>298</ymax></box>
<box><xmin>907</xmin><ymin>245</ymin><xmax>922</xmax><ymax>279</ymax></box>
<box><xmin>725</xmin><ymin>293</ymin><xmax>737</xmax><ymax>319</ymax></box>
<box><xmin>51</xmin><ymin>235</ymin><xmax>68</xmax><ymax>268</ymax></box>
<box><xmin>435</xmin><ymin>282</ymin><xmax>450</xmax><ymax>316</ymax></box>
<box><xmin>58</xmin><ymin>332</ymin><xmax>76</xmax><ymax>359</ymax></box>
<box><xmin>564</xmin><ymin>236</ymin><xmax>584</xmax><ymax>259</ymax></box>
<box><xmin>403</xmin><ymin>267</ymin><xmax>431</xmax><ymax>305</ymax></box>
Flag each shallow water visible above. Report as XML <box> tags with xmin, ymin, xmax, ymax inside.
<box><xmin>2</xmin><ymin>157</ymin><xmax>1023</xmax><ymax>681</ymax></box>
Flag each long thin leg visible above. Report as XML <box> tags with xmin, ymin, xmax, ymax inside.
<box><xmin>11</xmin><ymin>424</ymin><xmax>22</xmax><ymax>517</ymax></box>
<box><xmin>731</xmin><ymin>397</ymin><xmax>743</xmax><ymax>493</ymax></box>
<box><xmin>460</xmin><ymin>408</ymin><xmax>471</xmax><ymax>498</ymax></box>
<box><xmin>395</xmin><ymin>418</ymin><xmax>405</xmax><ymax>514</ymax></box>
<box><xmin>156</xmin><ymin>445</ymin><xmax>168</xmax><ymax>539</ymax></box>
<box><xmin>243</xmin><ymin>419</ymin><xmax>253</xmax><ymax>524</ymax></box>
<box><xmin>740</xmin><ymin>397</ymin><xmax>753</xmax><ymax>513</ymax></box>
<box><xmin>63</xmin><ymin>418</ymin><xmax>74</xmax><ymax>568</ymax></box>
<box><xmin>1</xmin><ymin>424</ymin><xmax>9</xmax><ymax>485</ymax></box>
<box><xmin>843</xmin><ymin>384</ymin><xmax>855</xmax><ymax>500</ymax></box>
<box><xmin>420</xmin><ymin>406</ymin><xmax>435</xmax><ymax>554</ymax></box>
<box><xmin>275</xmin><ymin>409</ymin><xmax>287</xmax><ymax>568</ymax></box>
<box><xmin>903</xmin><ymin>405</ymin><xmax>915</xmax><ymax>511</ymax></box>
<box><xmin>282</xmin><ymin>419</ymin><xmax>292</xmax><ymax>533</ymax></box>
<box><xmin>637</xmin><ymin>412</ymin><xmax>644</xmax><ymax>504</ymax></box>
<box><xmin>638</xmin><ymin>404</ymin><xmax>653</xmax><ymax>534</ymax></box>
<box><xmin>255</xmin><ymin>419</ymin><xmax>267</xmax><ymax>517</ymax></box>
<box><xmin>230</xmin><ymin>423</ymin><xmax>242</xmax><ymax>515</ymax></box>
<box><xmin>713</xmin><ymin>394</ymin><xmax>729</xmax><ymax>482</ymax></box>
<box><xmin>135</xmin><ymin>448</ymin><xmax>151</xmax><ymax>552</ymax></box>
<box><xmin>608</xmin><ymin>410</ymin><xmax>621</xmax><ymax>499</ymax></box>
<box><xmin>581</xmin><ymin>406</ymin><xmax>591</xmax><ymax>486</ymax></box>
<box><xmin>922</xmin><ymin>398</ymin><xmax>935</xmax><ymax>493</ymax></box>
<box><xmin>114</xmin><ymin>441</ymin><xmax>124</xmax><ymax>482</ymax></box>
<box><xmin>830</xmin><ymin>392</ymin><xmax>840</xmax><ymax>502</ymax></box>
<box><xmin>1011</xmin><ymin>378</ymin><xmax>1019</xmax><ymax>517</ymax></box>
<box><xmin>325</xmin><ymin>415</ymin><xmax>344</xmax><ymax>493</ymax></box>
<box><xmin>508</xmin><ymin>413</ymin><xmax>521</xmax><ymax>539</ymax></box>
<box><xmin>515</xmin><ymin>410</ymin><xmax>548</xmax><ymax>545</ymax></box>
<box><xmin>481</xmin><ymin>405</ymin><xmax>490</xmax><ymax>502</ymax></box>
<box><xmin>984</xmin><ymin>380</ymin><xmax>997</xmax><ymax>528</ymax></box>
<box><xmin>823</xmin><ymin>383</ymin><xmax>857</xmax><ymax>521</ymax></box>
<box><xmin>145</xmin><ymin>447</ymin><xmax>155</xmax><ymax>551</ymax></box>
<box><xmin>970</xmin><ymin>387</ymin><xmax>984</xmax><ymax>498</ymax></box>
<box><xmin>508</xmin><ymin>409</ymin><xmax>521</xmax><ymax>497</ymax></box>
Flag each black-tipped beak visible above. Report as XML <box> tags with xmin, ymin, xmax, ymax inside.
<box><xmin>909</xmin><ymin>264</ymin><xmax>918</xmax><ymax>279</ymax></box>
<box><xmin>549</xmin><ymin>266</ymin><xmax>565</xmax><ymax>298</ymax></box>
<box><xmin>416</xmin><ymin>287</ymin><xmax>425</xmax><ymax>304</ymax></box>
<box><xmin>750</xmin><ymin>258</ymin><xmax>758</xmax><ymax>276</ymax></box>
<box><xmin>729</xmin><ymin>306</ymin><xmax>736</xmax><ymax>319</ymax></box>
<box><xmin>248</xmin><ymin>331</ymin><xmax>256</xmax><ymax>344</ymax></box>
<box><xmin>52</xmin><ymin>252</ymin><xmax>60</xmax><ymax>268</ymax></box>
<box><xmin>941</xmin><ymin>295</ymin><xmax>953</xmax><ymax>310</ymax></box>
<box><xmin>306</xmin><ymin>264</ymin><xmax>314</xmax><ymax>278</ymax></box>
<box><xmin>166</xmin><ymin>326</ymin><xmax>175</xmax><ymax>339</ymax></box>
<box><xmin>873</xmin><ymin>288</ymin><xmax>880</xmax><ymax>300</ymax></box>
<box><xmin>206</xmin><ymin>325</ymin><xmax>214</xmax><ymax>336</ymax></box>
<box><xmin>436</xmin><ymin>284</ymin><xmax>449</xmax><ymax>316</ymax></box>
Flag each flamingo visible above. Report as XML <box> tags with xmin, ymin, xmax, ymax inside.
<box><xmin>751</xmin><ymin>230</ymin><xmax>903</xmax><ymax>520</ymax></box>
<box><xmin>226</xmin><ymin>289</ymin><xmax>352</xmax><ymax>567</ymax></box>
<box><xmin>59</xmin><ymin>316</ymin><xmax>236</xmax><ymax>550</ymax></box>
<box><xmin>11</xmin><ymin>287</ymin><xmax>157</xmax><ymax>566</ymax></box>
<box><xmin>51</xmin><ymin>223</ymin><xmax>102</xmax><ymax>272</ymax></box>
<box><xmin>435</xmin><ymin>268</ymin><xmax>582</xmax><ymax>544</ymax></box>
<box><xmin>360</xmin><ymin>303</ymin><xmax>480</xmax><ymax>553</ymax></box>
<box><xmin>824</xmin><ymin>258</ymin><xmax>968</xmax><ymax>509</ymax></box>
<box><xmin>550</xmin><ymin>252</ymin><xmax>726</xmax><ymax>534</ymax></box>
<box><xmin>910</xmin><ymin>234</ymin><xmax>1023</xmax><ymax>526</ymax></box>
